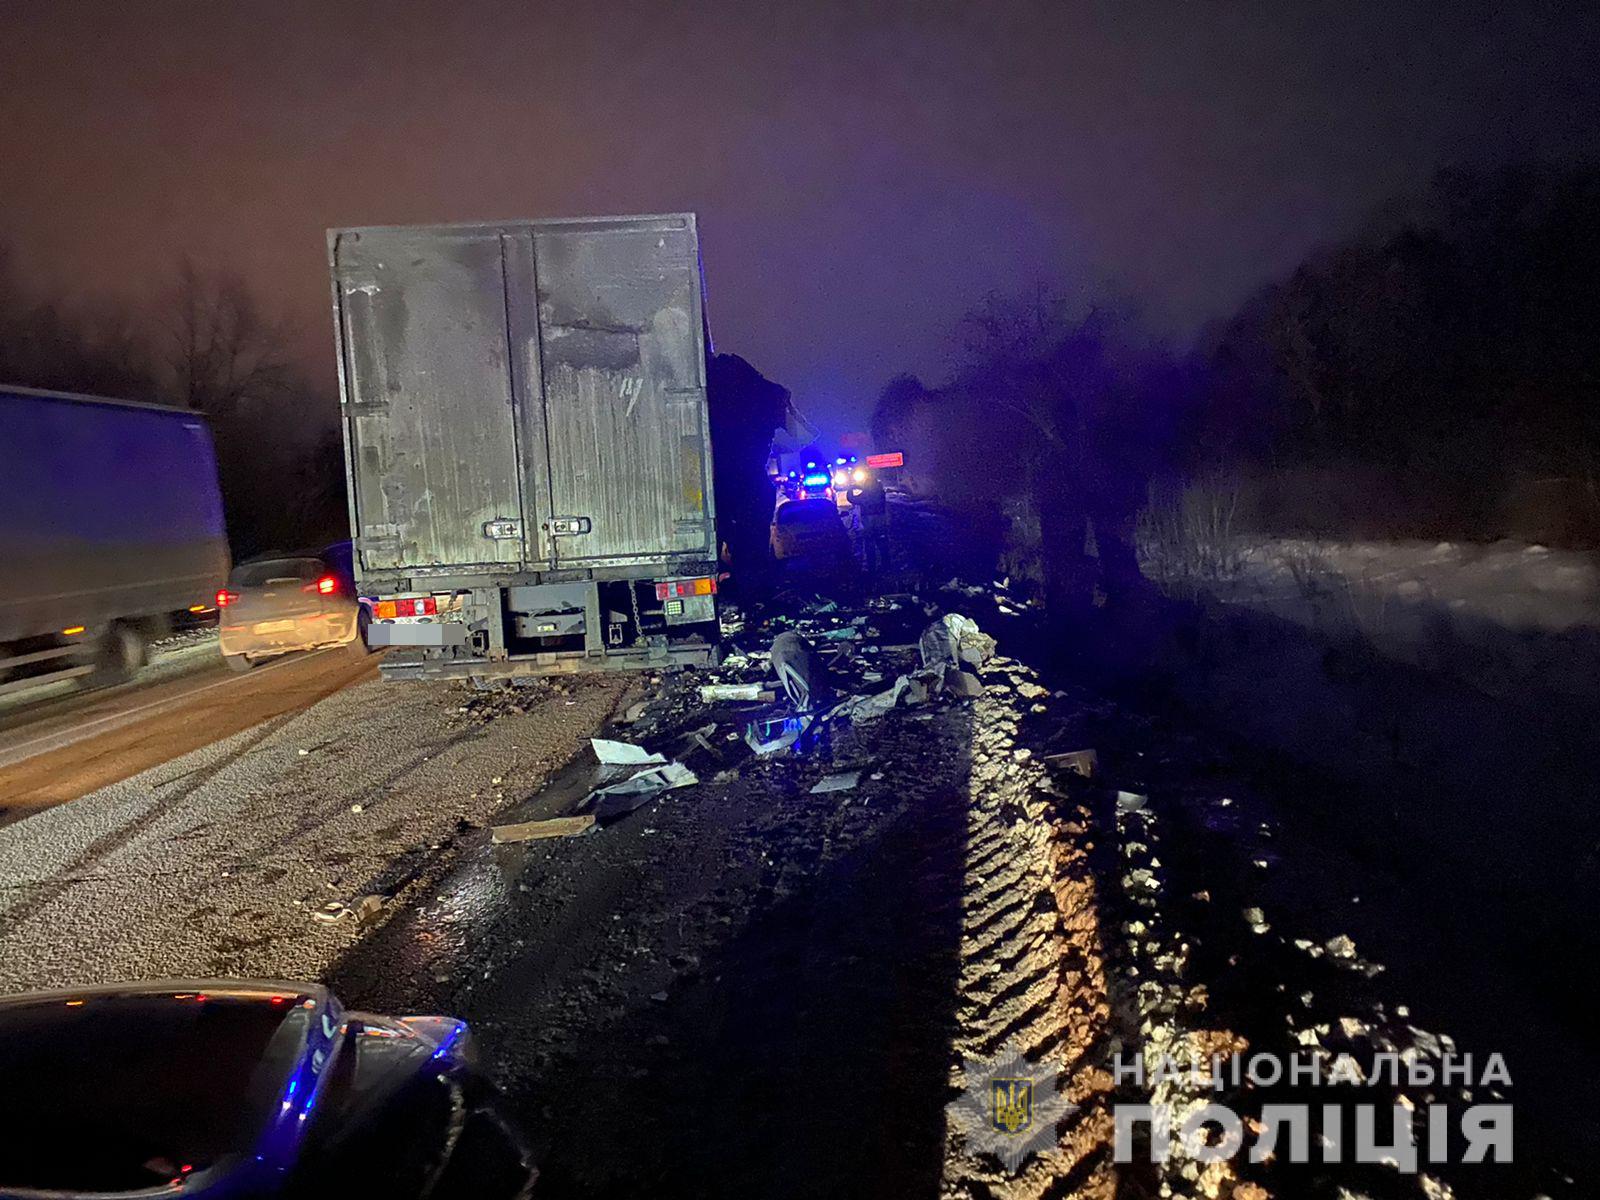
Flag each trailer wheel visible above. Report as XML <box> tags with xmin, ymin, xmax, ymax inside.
<box><xmin>223</xmin><ymin>653</ymin><xmax>256</xmax><ymax>674</ymax></box>
<box><xmin>89</xmin><ymin>622</ymin><xmax>147</xmax><ymax>687</ymax></box>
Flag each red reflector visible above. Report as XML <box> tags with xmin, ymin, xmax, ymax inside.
<box><xmin>396</xmin><ymin>598</ymin><xmax>415</xmax><ymax>617</ymax></box>
<box><xmin>216</xmin><ymin>589</ymin><xmax>238</xmax><ymax>608</ymax></box>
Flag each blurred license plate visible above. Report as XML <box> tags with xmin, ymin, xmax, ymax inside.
<box><xmin>253</xmin><ymin>620</ymin><xmax>295</xmax><ymax>634</ymax></box>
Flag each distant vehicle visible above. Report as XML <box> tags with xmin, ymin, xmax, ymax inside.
<box><xmin>772</xmin><ymin>453</ymin><xmax>867</xmax><ymax>508</ymax></box>
<box><xmin>0</xmin><ymin>978</ymin><xmax>536</xmax><ymax>1197</ymax></box>
<box><xmin>0</xmin><ymin>385</ymin><xmax>230</xmax><ymax>698</ymax></box>
<box><xmin>216</xmin><ymin>555</ymin><xmax>361</xmax><ymax>672</ymax></box>
<box><xmin>328</xmin><ymin>214</ymin><xmax>721</xmax><ymax>683</ymax></box>
<box><xmin>770</xmin><ymin>497</ymin><xmax>853</xmax><ymax>565</ymax></box>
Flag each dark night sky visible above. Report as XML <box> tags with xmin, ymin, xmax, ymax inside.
<box><xmin>2</xmin><ymin>1</ymin><xmax>1597</xmax><ymax>432</ymax></box>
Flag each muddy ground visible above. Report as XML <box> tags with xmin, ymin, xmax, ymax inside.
<box><xmin>332</xmin><ymin>612</ymin><xmax>1121</xmax><ymax>1199</ymax></box>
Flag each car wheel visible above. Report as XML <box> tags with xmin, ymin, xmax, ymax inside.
<box><xmin>223</xmin><ymin>652</ymin><xmax>256</xmax><ymax>674</ymax></box>
<box><xmin>89</xmin><ymin>623</ymin><xmax>147</xmax><ymax>687</ymax></box>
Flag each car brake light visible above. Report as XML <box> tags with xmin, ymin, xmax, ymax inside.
<box><xmin>216</xmin><ymin>589</ymin><xmax>239</xmax><ymax>608</ymax></box>
<box><xmin>306</xmin><ymin>575</ymin><xmax>337</xmax><ymax>595</ymax></box>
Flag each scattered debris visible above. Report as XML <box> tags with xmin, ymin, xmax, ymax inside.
<box><xmin>745</xmin><ymin>714</ymin><xmax>814</xmax><ymax>755</ymax></box>
<box><xmin>1326</xmin><ymin>934</ymin><xmax>1358</xmax><ymax>959</ymax></box>
<box><xmin>588</xmin><ymin>762</ymin><xmax>699</xmax><ymax>820</ymax></box>
<box><xmin>918</xmin><ymin>613</ymin><xmax>996</xmax><ymax>671</ymax></box>
<box><xmin>492</xmin><ymin>814</ymin><xmax>598</xmax><ymax>843</ymax></box>
<box><xmin>941</xmin><ymin>666</ymin><xmax>983</xmax><ymax>698</ymax></box>
<box><xmin>1045</xmin><ymin>748</ymin><xmax>1098</xmax><ymax>777</ymax></box>
<box><xmin>816</xmin><ymin>626</ymin><xmax>860</xmax><ymax>641</ymax></box>
<box><xmin>352</xmin><ymin>894</ymin><xmax>387</xmax><ymax>925</ymax></box>
<box><xmin>591</xmin><ymin>738</ymin><xmax>666</xmax><ymax>767</ymax></box>
<box><xmin>770</xmin><ymin>631</ymin><xmax>830</xmax><ymax>710</ymax></box>
<box><xmin>809</xmin><ymin>770</ymin><xmax>861</xmax><ymax>795</ymax></box>
<box><xmin>1115</xmin><ymin>790</ymin><xmax>1147</xmax><ymax>812</ymax></box>
<box><xmin>698</xmin><ymin>683</ymin><xmax>775</xmax><ymax>703</ymax></box>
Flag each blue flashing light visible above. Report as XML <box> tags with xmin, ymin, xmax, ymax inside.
<box><xmin>802</xmin><ymin>473</ymin><xmax>830</xmax><ymax>487</ymax></box>
<box><xmin>431</xmin><ymin>1023</ymin><xmax>468</xmax><ymax>1061</ymax></box>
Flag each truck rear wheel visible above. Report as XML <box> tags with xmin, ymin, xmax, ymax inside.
<box><xmin>89</xmin><ymin>622</ymin><xmax>147</xmax><ymax>687</ymax></box>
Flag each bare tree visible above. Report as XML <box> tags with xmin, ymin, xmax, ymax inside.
<box><xmin>165</xmin><ymin>259</ymin><xmax>292</xmax><ymax>417</ymax></box>
<box><xmin>0</xmin><ymin>242</ymin><xmax>158</xmax><ymax>398</ymax></box>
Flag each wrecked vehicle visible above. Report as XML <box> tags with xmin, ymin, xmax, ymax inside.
<box><xmin>0</xmin><ymin>978</ymin><xmax>535</xmax><ymax>1198</ymax></box>
<box><xmin>329</xmin><ymin>214</ymin><xmax>721</xmax><ymax>682</ymax></box>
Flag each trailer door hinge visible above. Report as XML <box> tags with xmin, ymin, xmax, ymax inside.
<box><xmin>547</xmin><ymin>516</ymin><xmax>592</xmax><ymax>536</ymax></box>
<box><xmin>483</xmin><ymin>519</ymin><xmax>523</xmax><ymax>539</ymax></box>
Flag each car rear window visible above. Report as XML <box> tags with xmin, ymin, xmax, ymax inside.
<box><xmin>776</xmin><ymin>500</ymin><xmax>840</xmax><ymax>527</ymax></box>
<box><xmin>230</xmin><ymin>558</ymin><xmax>324</xmax><ymax>587</ymax></box>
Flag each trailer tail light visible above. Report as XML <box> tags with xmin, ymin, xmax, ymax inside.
<box><xmin>655</xmin><ymin>577</ymin><xmax>717</xmax><ymax>600</ymax></box>
<box><xmin>216</xmin><ymin>589</ymin><xmax>239</xmax><ymax>608</ymax></box>
<box><xmin>373</xmin><ymin>596</ymin><xmax>438</xmax><ymax>619</ymax></box>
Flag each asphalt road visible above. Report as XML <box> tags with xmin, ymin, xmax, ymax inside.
<box><xmin>0</xmin><ymin>641</ymin><xmax>379</xmax><ymax>825</ymax></box>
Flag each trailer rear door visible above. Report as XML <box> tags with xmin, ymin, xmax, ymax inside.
<box><xmin>531</xmin><ymin>217</ymin><xmax>714</xmax><ymax>566</ymax></box>
<box><xmin>333</xmin><ymin>230</ymin><xmax>532</xmax><ymax>573</ymax></box>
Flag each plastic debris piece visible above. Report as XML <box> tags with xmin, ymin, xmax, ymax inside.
<box><xmin>745</xmin><ymin>714</ymin><xmax>814</xmax><ymax>754</ymax></box>
<box><xmin>809</xmin><ymin>770</ymin><xmax>861</xmax><ymax>795</ymax></box>
<box><xmin>587</xmin><ymin>761</ymin><xmax>699</xmax><ymax>820</ymax></box>
<box><xmin>591</xmin><ymin>738</ymin><xmax>666</xmax><ymax>766</ymax></box>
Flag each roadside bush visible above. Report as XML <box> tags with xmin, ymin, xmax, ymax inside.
<box><xmin>1136</xmin><ymin>477</ymin><xmax>1244</xmax><ymax>594</ymax></box>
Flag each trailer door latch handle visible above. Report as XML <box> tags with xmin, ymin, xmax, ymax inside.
<box><xmin>483</xmin><ymin>519</ymin><xmax>523</xmax><ymax>539</ymax></box>
<box><xmin>547</xmin><ymin>516</ymin><xmax>593</xmax><ymax>536</ymax></box>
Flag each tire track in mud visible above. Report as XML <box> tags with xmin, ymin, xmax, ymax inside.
<box><xmin>941</xmin><ymin>661</ymin><xmax>1119</xmax><ymax>1199</ymax></box>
